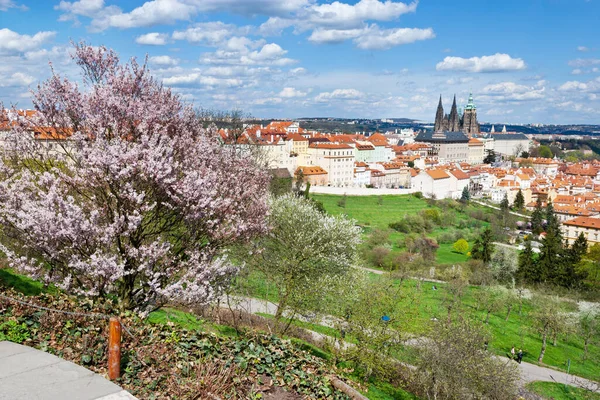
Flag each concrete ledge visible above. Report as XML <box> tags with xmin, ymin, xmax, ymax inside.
<box><xmin>0</xmin><ymin>341</ymin><xmax>137</xmax><ymax>400</ymax></box>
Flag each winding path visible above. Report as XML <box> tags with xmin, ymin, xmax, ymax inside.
<box><xmin>220</xmin><ymin>295</ymin><xmax>599</xmax><ymax>391</ymax></box>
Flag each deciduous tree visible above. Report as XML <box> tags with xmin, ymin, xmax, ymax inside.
<box><xmin>0</xmin><ymin>43</ymin><xmax>269</xmax><ymax>311</ymax></box>
<box><xmin>248</xmin><ymin>194</ymin><xmax>360</xmax><ymax>332</ymax></box>
<box><xmin>452</xmin><ymin>238</ymin><xmax>469</xmax><ymax>254</ymax></box>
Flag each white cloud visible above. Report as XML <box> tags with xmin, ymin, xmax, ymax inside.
<box><xmin>569</xmin><ymin>58</ymin><xmax>600</xmax><ymax>68</ymax></box>
<box><xmin>559</xmin><ymin>81</ymin><xmax>588</xmax><ymax>91</ymax></box>
<box><xmin>0</xmin><ymin>29</ymin><xmax>56</xmax><ymax>53</ymax></box>
<box><xmin>315</xmin><ymin>88</ymin><xmax>363</xmax><ymax>102</ymax></box>
<box><xmin>200</xmin><ymin>41</ymin><xmax>297</xmax><ymax>66</ymax></box>
<box><xmin>354</xmin><ymin>26</ymin><xmax>435</xmax><ymax>50</ymax></box>
<box><xmin>572</xmin><ymin>69</ymin><xmax>583</xmax><ymax>75</ymax></box>
<box><xmin>260</xmin><ymin>0</ymin><xmax>428</xmax><ymax>50</ymax></box>
<box><xmin>91</xmin><ymin>0</ymin><xmax>196</xmax><ymax>31</ymax></box>
<box><xmin>558</xmin><ymin>78</ymin><xmax>600</xmax><ymax>93</ymax></box>
<box><xmin>279</xmin><ymin>87</ymin><xmax>307</xmax><ymax>98</ymax></box>
<box><xmin>0</xmin><ymin>0</ymin><xmax>27</xmax><ymax>11</ymax></box>
<box><xmin>482</xmin><ymin>81</ymin><xmax>544</xmax><ymax>100</ymax></box>
<box><xmin>308</xmin><ymin>27</ymin><xmax>366</xmax><ymax>44</ymax></box>
<box><xmin>302</xmin><ymin>0</ymin><xmax>418</xmax><ymax>29</ymax></box>
<box><xmin>187</xmin><ymin>0</ymin><xmax>309</xmax><ymax>15</ymax></box>
<box><xmin>135</xmin><ymin>32</ymin><xmax>169</xmax><ymax>45</ymax></box>
<box><xmin>78</xmin><ymin>0</ymin><xmax>310</xmax><ymax>31</ymax></box>
<box><xmin>577</xmin><ymin>46</ymin><xmax>590</xmax><ymax>52</ymax></box>
<box><xmin>308</xmin><ymin>24</ymin><xmax>434</xmax><ymax>50</ymax></box>
<box><xmin>55</xmin><ymin>0</ymin><xmax>104</xmax><ymax>22</ymax></box>
<box><xmin>436</xmin><ymin>53</ymin><xmax>526</xmax><ymax>73</ymax></box>
<box><xmin>172</xmin><ymin>21</ymin><xmax>242</xmax><ymax>45</ymax></box>
<box><xmin>149</xmin><ymin>55</ymin><xmax>178</xmax><ymax>66</ymax></box>
<box><xmin>0</xmin><ymin>72</ymin><xmax>35</xmax><ymax>87</ymax></box>
<box><xmin>446</xmin><ymin>77</ymin><xmax>474</xmax><ymax>85</ymax></box>
<box><xmin>162</xmin><ymin>73</ymin><xmax>199</xmax><ymax>85</ymax></box>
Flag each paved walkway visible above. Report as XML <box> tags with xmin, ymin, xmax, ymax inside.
<box><xmin>0</xmin><ymin>341</ymin><xmax>137</xmax><ymax>400</ymax></box>
<box><xmin>472</xmin><ymin>200</ymin><xmax>531</xmax><ymax>219</ymax></box>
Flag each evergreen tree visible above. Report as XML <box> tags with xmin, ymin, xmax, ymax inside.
<box><xmin>517</xmin><ymin>237</ymin><xmax>538</xmax><ymax>283</ymax></box>
<box><xmin>531</xmin><ymin>197</ymin><xmax>544</xmax><ymax>235</ymax></box>
<box><xmin>471</xmin><ymin>228</ymin><xmax>495</xmax><ymax>263</ymax></box>
<box><xmin>514</xmin><ymin>189</ymin><xmax>525</xmax><ymax>211</ymax></box>
<box><xmin>460</xmin><ymin>186</ymin><xmax>470</xmax><ymax>203</ymax></box>
<box><xmin>500</xmin><ymin>193</ymin><xmax>510</xmax><ymax>212</ymax></box>
<box><xmin>537</xmin><ymin>200</ymin><xmax>564</xmax><ymax>283</ymax></box>
<box><xmin>562</xmin><ymin>233</ymin><xmax>587</xmax><ymax>288</ymax></box>
<box><xmin>483</xmin><ymin>150</ymin><xmax>496</xmax><ymax>164</ymax></box>
<box><xmin>545</xmin><ymin>200</ymin><xmax>560</xmax><ymax>233</ymax></box>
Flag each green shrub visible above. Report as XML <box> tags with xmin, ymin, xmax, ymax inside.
<box><xmin>0</xmin><ymin>320</ymin><xmax>30</xmax><ymax>343</ymax></box>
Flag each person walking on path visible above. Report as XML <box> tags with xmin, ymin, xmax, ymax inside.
<box><xmin>517</xmin><ymin>349</ymin><xmax>523</xmax><ymax>364</ymax></box>
<box><xmin>511</xmin><ymin>346</ymin><xmax>516</xmax><ymax>360</ymax></box>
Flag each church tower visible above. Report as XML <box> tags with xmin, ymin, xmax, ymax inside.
<box><xmin>461</xmin><ymin>92</ymin><xmax>480</xmax><ymax>137</ymax></box>
<box><xmin>434</xmin><ymin>95</ymin><xmax>445</xmax><ymax>133</ymax></box>
<box><xmin>448</xmin><ymin>95</ymin><xmax>460</xmax><ymax>132</ymax></box>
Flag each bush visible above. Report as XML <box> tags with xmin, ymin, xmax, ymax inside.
<box><xmin>370</xmin><ymin>246</ymin><xmax>391</xmax><ymax>267</ymax></box>
<box><xmin>389</xmin><ymin>215</ymin><xmax>433</xmax><ymax>234</ymax></box>
<box><xmin>413</xmin><ymin>191</ymin><xmax>423</xmax><ymax>199</ymax></box>
<box><xmin>420</xmin><ymin>209</ymin><xmax>442</xmax><ymax>226</ymax></box>
<box><xmin>453</xmin><ymin>239</ymin><xmax>469</xmax><ymax>254</ymax></box>
<box><xmin>438</xmin><ymin>230</ymin><xmax>457</xmax><ymax>244</ymax></box>
<box><xmin>0</xmin><ymin>319</ymin><xmax>30</xmax><ymax>342</ymax></box>
<box><xmin>367</xmin><ymin>229</ymin><xmax>392</xmax><ymax>247</ymax></box>
<box><xmin>466</xmin><ymin>260</ymin><xmax>494</xmax><ymax>285</ymax></box>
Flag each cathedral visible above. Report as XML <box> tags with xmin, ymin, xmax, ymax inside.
<box><xmin>433</xmin><ymin>93</ymin><xmax>480</xmax><ymax>136</ymax></box>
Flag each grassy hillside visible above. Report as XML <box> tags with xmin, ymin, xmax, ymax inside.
<box><xmin>526</xmin><ymin>381</ymin><xmax>600</xmax><ymax>400</ymax></box>
<box><xmin>310</xmin><ymin>194</ymin><xmax>493</xmax><ymax>266</ymax></box>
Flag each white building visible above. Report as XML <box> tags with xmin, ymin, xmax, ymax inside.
<box><xmin>412</xmin><ymin>169</ymin><xmax>452</xmax><ymax>199</ymax></box>
<box><xmin>307</xmin><ymin>142</ymin><xmax>355</xmax><ymax>187</ymax></box>
<box><xmin>491</xmin><ymin>133</ymin><xmax>530</xmax><ymax>157</ymax></box>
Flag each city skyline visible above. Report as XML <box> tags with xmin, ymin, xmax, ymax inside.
<box><xmin>1</xmin><ymin>0</ymin><xmax>599</xmax><ymax>124</ymax></box>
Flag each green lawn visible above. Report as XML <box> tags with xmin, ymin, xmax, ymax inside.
<box><xmin>311</xmin><ymin>194</ymin><xmax>432</xmax><ymax>228</ymax></box>
<box><xmin>0</xmin><ymin>268</ymin><xmax>56</xmax><ymax>296</ymax></box>
<box><xmin>526</xmin><ymin>381</ymin><xmax>600</xmax><ymax>400</ymax></box>
<box><xmin>392</xmin><ymin>279</ymin><xmax>600</xmax><ymax>382</ymax></box>
<box><xmin>238</xmin><ymin>271</ymin><xmax>600</xmax><ymax>382</ymax></box>
<box><xmin>310</xmin><ymin>194</ymin><xmax>488</xmax><ymax>267</ymax></box>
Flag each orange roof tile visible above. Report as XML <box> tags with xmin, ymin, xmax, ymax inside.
<box><xmin>426</xmin><ymin>169</ymin><xmax>450</xmax><ymax>180</ymax></box>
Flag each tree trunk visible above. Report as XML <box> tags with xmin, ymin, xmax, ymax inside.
<box><xmin>485</xmin><ymin>309</ymin><xmax>491</xmax><ymax>324</ymax></box>
<box><xmin>552</xmin><ymin>331</ymin><xmax>557</xmax><ymax>346</ymax></box>
<box><xmin>538</xmin><ymin>328</ymin><xmax>548</xmax><ymax>363</ymax></box>
<box><xmin>583</xmin><ymin>337</ymin><xmax>589</xmax><ymax>362</ymax></box>
<box><xmin>505</xmin><ymin>304</ymin><xmax>512</xmax><ymax>321</ymax></box>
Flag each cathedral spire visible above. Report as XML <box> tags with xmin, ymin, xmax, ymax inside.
<box><xmin>448</xmin><ymin>95</ymin><xmax>460</xmax><ymax>131</ymax></box>
<box><xmin>434</xmin><ymin>95</ymin><xmax>444</xmax><ymax>132</ymax></box>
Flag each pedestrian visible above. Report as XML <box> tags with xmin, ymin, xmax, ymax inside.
<box><xmin>511</xmin><ymin>345</ymin><xmax>515</xmax><ymax>359</ymax></box>
<box><xmin>432</xmin><ymin>285</ymin><xmax>437</xmax><ymax>291</ymax></box>
<box><xmin>517</xmin><ymin>349</ymin><xmax>523</xmax><ymax>364</ymax></box>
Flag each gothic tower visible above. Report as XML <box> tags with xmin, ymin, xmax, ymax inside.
<box><xmin>461</xmin><ymin>92</ymin><xmax>480</xmax><ymax>137</ymax></box>
<box><xmin>448</xmin><ymin>95</ymin><xmax>460</xmax><ymax>132</ymax></box>
<box><xmin>434</xmin><ymin>95</ymin><xmax>444</xmax><ymax>133</ymax></box>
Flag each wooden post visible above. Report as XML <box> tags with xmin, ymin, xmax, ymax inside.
<box><xmin>108</xmin><ymin>317</ymin><xmax>121</xmax><ymax>380</ymax></box>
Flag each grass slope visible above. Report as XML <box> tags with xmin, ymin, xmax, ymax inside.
<box><xmin>526</xmin><ymin>381</ymin><xmax>600</xmax><ymax>400</ymax></box>
<box><xmin>310</xmin><ymin>194</ymin><xmax>491</xmax><ymax>265</ymax></box>
<box><xmin>239</xmin><ymin>270</ymin><xmax>600</xmax><ymax>382</ymax></box>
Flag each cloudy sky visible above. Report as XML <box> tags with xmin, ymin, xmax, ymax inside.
<box><xmin>1</xmin><ymin>0</ymin><xmax>599</xmax><ymax>124</ymax></box>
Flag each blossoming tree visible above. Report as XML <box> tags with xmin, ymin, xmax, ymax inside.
<box><xmin>0</xmin><ymin>43</ymin><xmax>269</xmax><ymax>311</ymax></box>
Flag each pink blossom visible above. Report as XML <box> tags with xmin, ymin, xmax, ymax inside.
<box><xmin>0</xmin><ymin>42</ymin><xmax>269</xmax><ymax>311</ymax></box>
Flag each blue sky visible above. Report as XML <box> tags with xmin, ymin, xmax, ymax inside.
<box><xmin>1</xmin><ymin>0</ymin><xmax>599</xmax><ymax>124</ymax></box>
